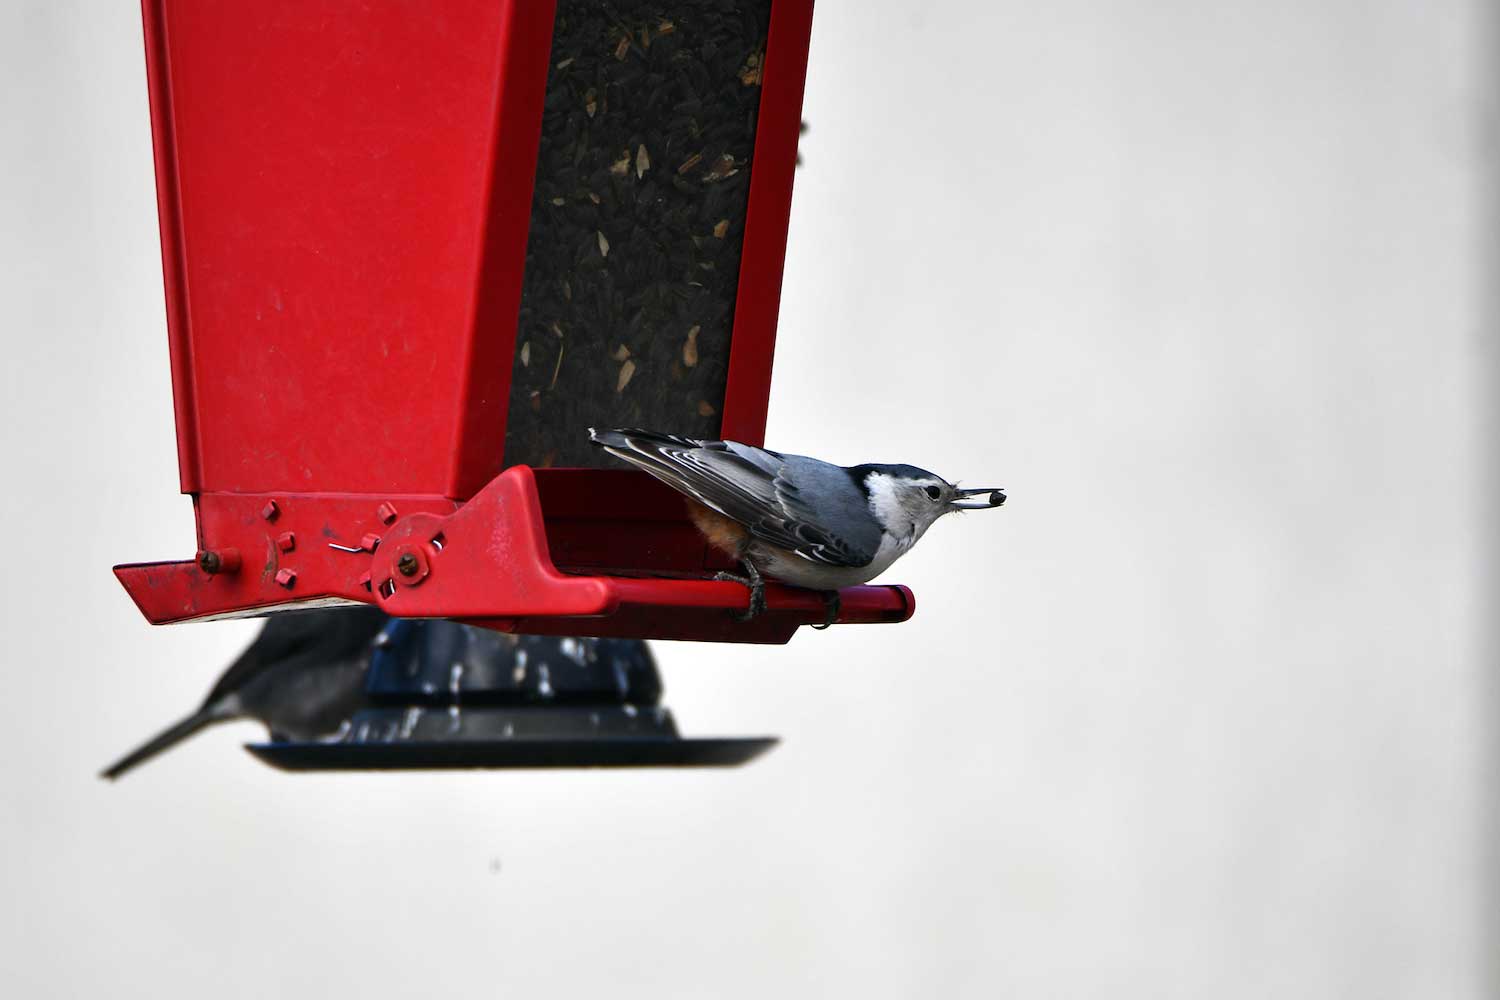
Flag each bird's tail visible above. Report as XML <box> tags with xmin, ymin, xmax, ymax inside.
<box><xmin>588</xmin><ymin>428</ymin><xmax>719</xmax><ymax>481</ymax></box>
<box><xmin>99</xmin><ymin>706</ymin><xmax>228</xmax><ymax>781</ymax></box>
<box><xmin>589</xmin><ymin>427</ymin><xmax>706</xmax><ymax>452</ymax></box>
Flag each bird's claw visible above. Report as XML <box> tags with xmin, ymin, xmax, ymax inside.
<box><xmin>734</xmin><ymin>584</ymin><xmax>766</xmax><ymax>622</ymax></box>
<box><xmin>810</xmin><ymin>590</ymin><xmax>841</xmax><ymax>630</ymax></box>
<box><xmin>714</xmin><ymin>564</ymin><xmax>766</xmax><ymax>622</ymax></box>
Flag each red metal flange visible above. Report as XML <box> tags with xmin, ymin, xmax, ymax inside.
<box><xmin>115</xmin><ymin>468</ymin><xmax>915</xmax><ymax>643</ymax></box>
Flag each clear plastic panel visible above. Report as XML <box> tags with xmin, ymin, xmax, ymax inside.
<box><xmin>503</xmin><ymin>0</ymin><xmax>774</xmax><ymax>469</ymax></box>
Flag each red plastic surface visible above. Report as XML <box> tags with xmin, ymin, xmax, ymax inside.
<box><xmin>718</xmin><ymin>0</ymin><xmax>814</xmax><ymax>446</ymax></box>
<box><xmin>140</xmin><ymin>0</ymin><xmax>555</xmax><ymax>496</ymax></box>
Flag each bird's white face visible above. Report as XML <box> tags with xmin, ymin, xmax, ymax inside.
<box><xmin>864</xmin><ymin>471</ymin><xmax>1004</xmax><ymax>547</ymax></box>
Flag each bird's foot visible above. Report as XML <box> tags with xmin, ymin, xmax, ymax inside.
<box><xmin>811</xmin><ymin>590</ymin><xmax>841</xmax><ymax>630</ymax></box>
<box><xmin>713</xmin><ymin>562</ymin><xmax>766</xmax><ymax>622</ymax></box>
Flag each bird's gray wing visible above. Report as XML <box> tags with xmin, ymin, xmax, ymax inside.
<box><xmin>590</xmin><ymin>429</ymin><xmax>881</xmax><ymax>568</ymax></box>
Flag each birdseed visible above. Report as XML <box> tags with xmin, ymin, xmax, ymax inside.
<box><xmin>502</xmin><ymin>0</ymin><xmax>773</xmax><ymax>469</ymax></box>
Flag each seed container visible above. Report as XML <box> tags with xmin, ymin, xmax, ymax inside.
<box><xmin>116</xmin><ymin>0</ymin><xmax>915</xmax><ymax>642</ymax></box>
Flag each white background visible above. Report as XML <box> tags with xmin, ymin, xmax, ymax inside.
<box><xmin>1</xmin><ymin>1</ymin><xmax>1494</xmax><ymax>997</ymax></box>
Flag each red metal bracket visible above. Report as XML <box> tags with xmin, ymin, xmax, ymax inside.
<box><xmin>114</xmin><ymin>492</ymin><xmax>460</xmax><ymax>623</ymax></box>
<box><xmin>115</xmin><ymin>467</ymin><xmax>916</xmax><ymax>643</ymax></box>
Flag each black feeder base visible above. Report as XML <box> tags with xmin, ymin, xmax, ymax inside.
<box><xmin>248</xmin><ymin>619</ymin><xmax>776</xmax><ymax>771</ymax></box>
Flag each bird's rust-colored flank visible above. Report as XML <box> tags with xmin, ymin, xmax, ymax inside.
<box><xmin>686</xmin><ymin>497</ymin><xmax>749</xmax><ymax>559</ymax></box>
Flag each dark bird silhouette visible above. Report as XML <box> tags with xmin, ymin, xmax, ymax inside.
<box><xmin>101</xmin><ymin>605</ymin><xmax>389</xmax><ymax>780</ymax></box>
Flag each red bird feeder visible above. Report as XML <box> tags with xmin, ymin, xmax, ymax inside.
<box><xmin>115</xmin><ymin>0</ymin><xmax>915</xmax><ymax>643</ymax></box>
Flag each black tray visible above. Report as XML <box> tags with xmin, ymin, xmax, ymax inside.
<box><xmin>247</xmin><ymin>737</ymin><xmax>777</xmax><ymax>771</ymax></box>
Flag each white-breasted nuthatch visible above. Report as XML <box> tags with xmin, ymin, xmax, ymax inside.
<box><xmin>590</xmin><ymin>428</ymin><xmax>1005</xmax><ymax>624</ymax></box>
<box><xmin>100</xmin><ymin>606</ymin><xmax>389</xmax><ymax>780</ymax></box>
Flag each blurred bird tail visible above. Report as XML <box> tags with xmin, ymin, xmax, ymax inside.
<box><xmin>99</xmin><ymin>703</ymin><xmax>233</xmax><ymax>781</ymax></box>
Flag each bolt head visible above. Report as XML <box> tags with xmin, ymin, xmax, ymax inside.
<box><xmin>261</xmin><ymin>500</ymin><xmax>280</xmax><ymax>521</ymax></box>
<box><xmin>376</xmin><ymin>502</ymin><xmax>399</xmax><ymax>525</ymax></box>
<box><xmin>196</xmin><ymin>547</ymin><xmax>240</xmax><ymax>574</ymax></box>
<box><xmin>275</xmin><ymin>567</ymin><xmax>297</xmax><ymax>588</ymax></box>
<box><xmin>276</xmin><ymin>531</ymin><xmax>296</xmax><ymax>553</ymax></box>
<box><xmin>360</xmin><ymin>533</ymin><xmax>382</xmax><ymax>552</ymax></box>
<box><xmin>397</xmin><ymin>552</ymin><xmax>420</xmax><ymax>577</ymax></box>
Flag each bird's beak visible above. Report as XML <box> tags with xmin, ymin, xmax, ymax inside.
<box><xmin>950</xmin><ymin>487</ymin><xmax>1006</xmax><ymax>510</ymax></box>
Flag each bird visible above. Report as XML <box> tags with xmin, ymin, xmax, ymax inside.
<box><xmin>589</xmin><ymin>428</ymin><xmax>1005</xmax><ymax>625</ymax></box>
<box><xmin>100</xmin><ymin>605</ymin><xmax>389</xmax><ymax>780</ymax></box>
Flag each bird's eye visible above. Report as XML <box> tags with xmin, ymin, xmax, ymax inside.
<box><xmin>924</xmin><ymin>485</ymin><xmax>942</xmax><ymax>501</ymax></box>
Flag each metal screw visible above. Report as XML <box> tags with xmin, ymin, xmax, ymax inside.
<box><xmin>377</xmin><ymin>502</ymin><xmax>399</xmax><ymax>525</ymax></box>
<box><xmin>397</xmin><ymin>552</ymin><xmax>420</xmax><ymax>577</ymax></box>
<box><xmin>275</xmin><ymin>567</ymin><xmax>297</xmax><ymax>588</ymax></box>
<box><xmin>261</xmin><ymin>500</ymin><xmax>280</xmax><ymax>521</ymax></box>
<box><xmin>276</xmin><ymin>532</ymin><xmax>296</xmax><ymax>553</ymax></box>
<box><xmin>197</xmin><ymin>548</ymin><xmax>241</xmax><ymax>574</ymax></box>
<box><xmin>360</xmin><ymin>533</ymin><xmax>381</xmax><ymax>552</ymax></box>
